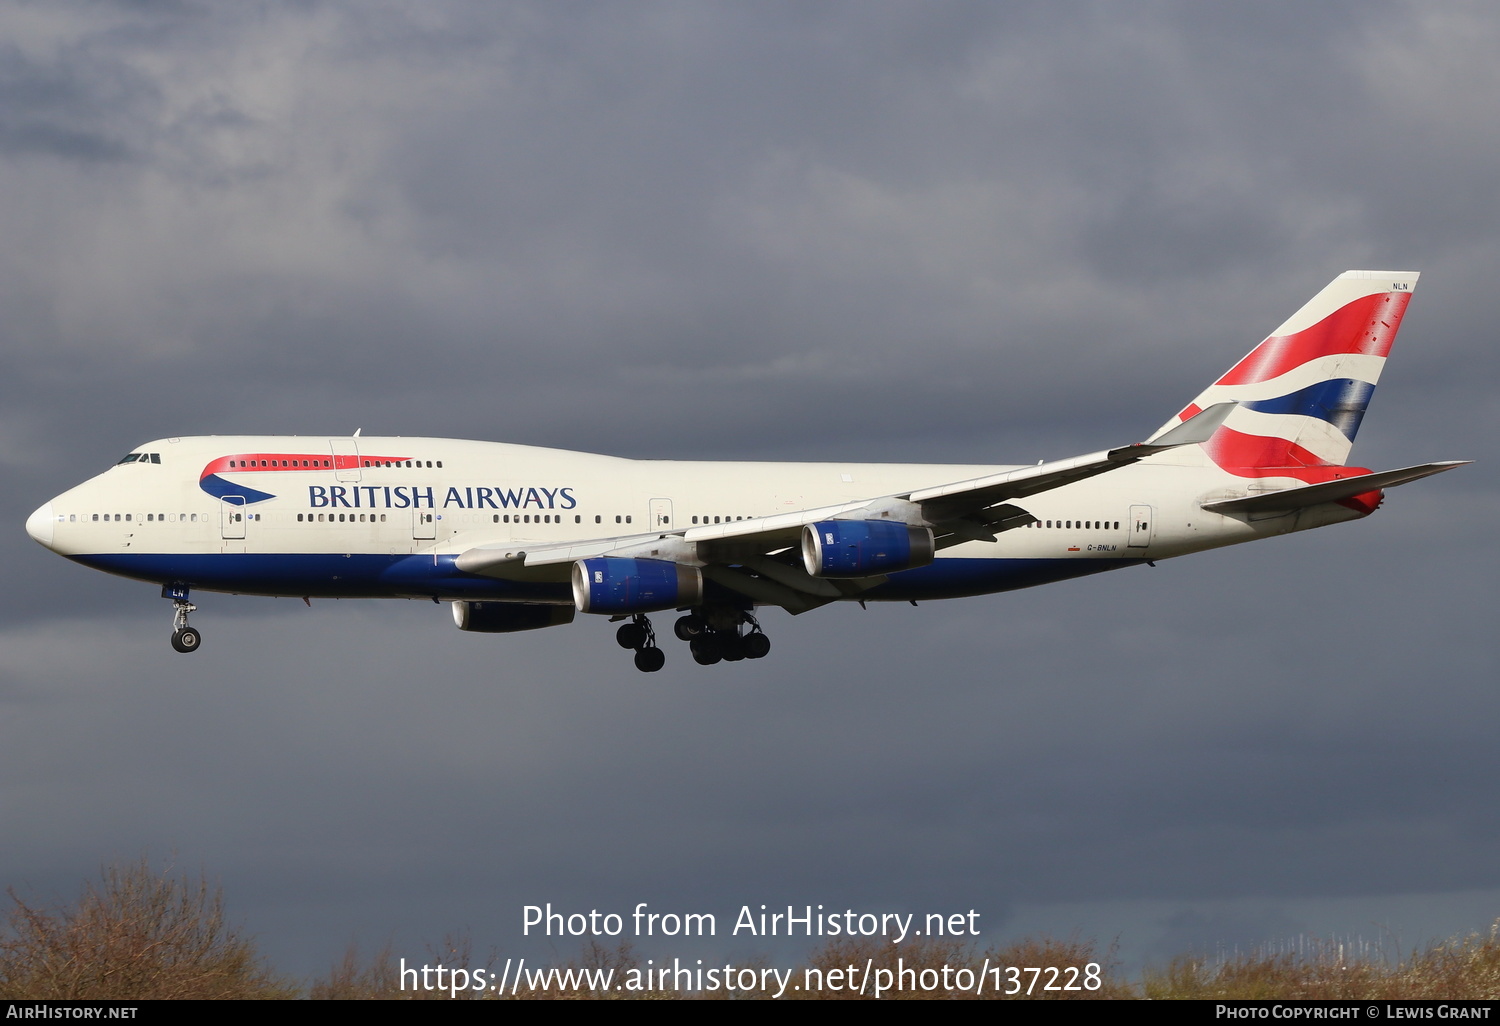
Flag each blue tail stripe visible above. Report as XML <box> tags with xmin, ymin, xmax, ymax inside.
<box><xmin>1242</xmin><ymin>378</ymin><xmax>1375</xmax><ymax>441</ymax></box>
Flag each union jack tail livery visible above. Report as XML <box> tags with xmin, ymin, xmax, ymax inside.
<box><xmin>1150</xmin><ymin>270</ymin><xmax>1418</xmax><ymax>482</ymax></box>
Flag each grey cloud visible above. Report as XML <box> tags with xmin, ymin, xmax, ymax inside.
<box><xmin>2</xmin><ymin>0</ymin><xmax>1496</xmax><ymax>982</ymax></box>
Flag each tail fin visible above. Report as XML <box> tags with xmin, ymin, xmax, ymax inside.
<box><xmin>1148</xmin><ymin>270</ymin><xmax>1418</xmax><ymax>480</ymax></box>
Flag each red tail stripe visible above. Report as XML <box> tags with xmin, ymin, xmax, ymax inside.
<box><xmin>1200</xmin><ymin>427</ymin><xmax>1377</xmax><ymax>483</ymax></box>
<box><xmin>1215</xmin><ymin>292</ymin><xmax>1411</xmax><ymax>386</ymax></box>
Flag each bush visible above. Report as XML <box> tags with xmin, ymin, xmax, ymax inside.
<box><xmin>0</xmin><ymin>859</ymin><xmax>293</xmax><ymax>1000</ymax></box>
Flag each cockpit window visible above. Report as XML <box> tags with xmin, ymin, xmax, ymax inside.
<box><xmin>116</xmin><ymin>454</ymin><xmax>141</xmax><ymax>464</ymax></box>
<box><xmin>114</xmin><ymin>453</ymin><xmax>161</xmax><ymax>465</ymax></box>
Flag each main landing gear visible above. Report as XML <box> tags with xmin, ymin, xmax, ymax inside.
<box><xmin>675</xmin><ymin>608</ymin><xmax>770</xmax><ymax>667</ymax></box>
<box><xmin>615</xmin><ymin>608</ymin><xmax>772</xmax><ymax>672</ymax></box>
<box><xmin>616</xmin><ymin>614</ymin><xmax>666</xmax><ymax>673</ymax></box>
<box><xmin>163</xmin><ymin>584</ymin><xmax>202</xmax><ymax>654</ymax></box>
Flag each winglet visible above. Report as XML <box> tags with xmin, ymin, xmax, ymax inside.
<box><xmin>1108</xmin><ymin>402</ymin><xmax>1237</xmax><ymax>462</ymax></box>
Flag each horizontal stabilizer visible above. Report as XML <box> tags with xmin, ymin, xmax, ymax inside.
<box><xmin>1201</xmin><ymin>461</ymin><xmax>1470</xmax><ymax>515</ymax></box>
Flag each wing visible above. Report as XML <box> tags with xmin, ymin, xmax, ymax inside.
<box><xmin>455</xmin><ymin>403</ymin><xmax>1238</xmax><ymax>612</ymax></box>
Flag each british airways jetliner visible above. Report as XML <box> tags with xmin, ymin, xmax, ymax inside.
<box><xmin>26</xmin><ymin>271</ymin><xmax>1466</xmax><ymax>671</ymax></box>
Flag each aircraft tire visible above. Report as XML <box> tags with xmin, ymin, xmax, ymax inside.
<box><xmin>719</xmin><ymin>633</ymin><xmax>746</xmax><ymax>662</ymax></box>
<box><xmin>673</xmin><ymin>615</ymin><xmax>705</xmax><ymax>641</ymax></box>
<box><xmin>634</xmin><ymin>647</ymin><xmax>666</xmax><ymax>672</ymax></box>
<box><xmin>616</xmin><ymin>622</ymin><xmax>648</xmax><ymax>650</ymax></box>
<box><xmin>689</xmin><ymin>636</ymin><xmax>722</xmax><ymax>665</ymax></box>
<box><xmin>171</xmin><ymin>628</ymin><xmax>201</xmax><ymax>654</ymax></box>
<box><xmin>742</xmin><ymin>632</ymin><xmax>770</xmax><ymax>659</ymax></box>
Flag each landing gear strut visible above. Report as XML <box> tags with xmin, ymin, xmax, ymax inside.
<box><xmin>163</xmin><ymin>584</ymin><xmax>202</xmax><ymax>654</ymax></box>
<box><xmin>616</xmin><ymin>614</ymin><xmax>665</xmax><ymax>672</ymax></box>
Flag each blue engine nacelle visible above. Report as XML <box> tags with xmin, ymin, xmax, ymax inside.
<box><xmin>801</xmin><ymin>519</ymin><xmax>935</xmax><ymax>578</ymax></box>
<box><xmin>452</xmin><ymin>601</ymin><xmax>576</xmax><ymax>633</ymax></box>
<box><xmin>571</xmin><ymin>557</ymin><xmax>704</xmax><ymax>614</ymax></box>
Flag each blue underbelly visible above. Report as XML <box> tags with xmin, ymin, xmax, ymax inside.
<box><xmin>71</xmin><ymin>551</ymin><xmax>1146</xmax><ymax>603</ymax></box>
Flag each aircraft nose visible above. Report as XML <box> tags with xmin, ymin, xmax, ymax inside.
<box><xmin>26</xmin><ymin>501</ymin><xmax>55</xmax><ymax>549</ymax></box>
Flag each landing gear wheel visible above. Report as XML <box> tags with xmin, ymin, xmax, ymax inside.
<box><xmin>634</xmin><ymin>647</ymin><xmax>666</xmax><ymax>672</ymax></box>
<box><xmin>689</xmin><ymin>635</ymin><xmax>722</xmax><ymax>665</ymax></box>
<box><xmin>616</xmin><ymin>622</ymin><xmax>648</xmax><ymax>649</ymax></box>
<box><xmin>674</xmin><ymin>615</ymin><xmax>706</xmax><ymax>641</ymax></box>
<box><xmin>719</xmin><ymin>632</ymin><xmax>747</xmax><ymax>662</ymax></box>
<box><xmin>742</xmin><ymin>632</ymin><xmax>770</xmax><ymax>659</ymax></box>
<box><xmin>165</xmin><ymin>589</ymin><xmax>200</xmax><ymax>653</ymax></box>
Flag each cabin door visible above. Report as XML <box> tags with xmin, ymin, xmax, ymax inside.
<box><xmin>221</xmin><ymin>496</ymin><xmax>247</xmax><ymax>539</ymax></box>
<box><xmin>330</xmin><ymin>436</ymin><xmax>362</xmax><ymax>483</ymax></box>
<box><xmin>1127</xmin><ymin>504</ymin><xmax>1154</xmax><ymax>548</ymax></box>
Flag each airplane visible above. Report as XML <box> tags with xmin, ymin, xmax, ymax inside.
<box><xmin>25</xmin><ymin>270</ymin><xmax>1467</xmax><ymax>671</ymax></box>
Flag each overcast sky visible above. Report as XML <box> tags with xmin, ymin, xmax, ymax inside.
<box><xmin>2</xmin><ymin>0</ymin><xmax>1496</xmax><ymax>984</ymax></box>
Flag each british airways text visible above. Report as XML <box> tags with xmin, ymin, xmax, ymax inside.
<box><xmin>307</xmin><ymin>486</ymin><xmax>578</xmax><ymax>510</ymax></box>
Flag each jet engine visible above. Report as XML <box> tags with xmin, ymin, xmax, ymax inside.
<box><xmin>571</xmin><ymin>557</ymin><xmax>704</xmax><ymax>614</ymax></box>
<box><xmin>801</xmin><ymin>520</ymin><xmax>935</xmax><ymax>578</ymax></box>
<box><xmin>452</xmin><ymin>601</ymin><xmax>576</xmax><ymax>633</ymax></box>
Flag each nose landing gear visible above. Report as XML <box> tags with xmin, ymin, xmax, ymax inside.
<box><xmin>163</xmin><ymin>584</ymin><xmax>201</xmax><ymax>654</ymax></box>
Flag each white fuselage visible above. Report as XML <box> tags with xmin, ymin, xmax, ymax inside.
<box><xmin>29</xmin><ymin>434</ymin><xmax>1364</xmax><ymax>605</ymax></box>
